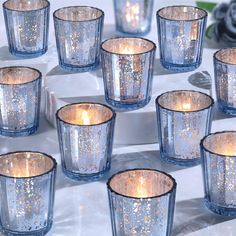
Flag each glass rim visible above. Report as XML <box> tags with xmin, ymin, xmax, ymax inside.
<box><xmin>214</xmin><ymin>47</ymin><xmax>236</xmax><ymax>66</ymax></box>
<box><xmin>156</xmin><ymin>5</ymin><xmax>208</xmax><ymax>22</ymax></box>
<box><xmin>53</xmin><ymin>6</ymin><xmax>104</xmax><ymax>22</ymax></box>
<box><xmin>101</xmin><ymin>37</ymin><xmax>156</xmax><ymax>56</ymax></box>
<box><xmin>107</xmin><ymin>168</ymin><xmax>177</xmax><ymax>200</ymax></box>
<box><xmin>155</xmin><ymin>90</ymin><xmax>214</xmax><ymax>113</ymax></box>
<box><xmin>56</xmin><ymin>102</ymin><xmax>116</xmax><ymax>127</ymax></box>
<box><xmin>0</xmin><ymin>66</ymin><xmax>42</xmax><ymax>86</ymax></box>
<box><xmin>200</xmin><ymin>131</ymin><xmax>236</xmax><ymax>158</ymax></box>
<box><xmin>0</xmin><ymin>151</ymin><xmax>57</xmax><ymax>179</ymax></box>
<box><xmin>3</xmin><ymin>0</ymin><xmax>50</xmax><ymax>12</ymax></box>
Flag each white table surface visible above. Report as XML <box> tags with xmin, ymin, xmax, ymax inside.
<box><xmin>0</xmin><ymin>0</ymin><xmax>236</xmax><ymax>235</ymax></box>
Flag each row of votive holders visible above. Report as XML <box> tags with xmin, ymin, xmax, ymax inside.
<box><xmin>1</xmin><ymin>129</ymin><xmax>236</xmax><ymax>236</ymax></box>
<box><xmin>0</xmin><ymin>46</ymin><xmax>236</xmax><ymax>136</ymax></box>
<box><xmin>3</xmin><ymin>0</ymin><xmax>207</xmax><ymax>73</ymax></box>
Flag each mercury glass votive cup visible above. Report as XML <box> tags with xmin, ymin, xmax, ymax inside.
<box><xmin>201</xmin><ymin>131</ymin><xmax>236</xmax><ymax>216</ymax></box>
<box><xmin>0</xmin><ymin>66</ymin><xmax>42</xmax><ymax>137</ymax></box>
<box><xmin>156</xmin><ymin>90</ymin><xmax>214</xmax><ymax>166</ymax></box>
<box><xmin>214</xmin><ymin>48</ymin><xmax>236</xmax><ymax>115</ymax></box>
<box><xmin>156</xmin><ymin>6</ymin><xmax>207</xmax><ymax>72</ymax></box>
<box><xmin>101</xmin><ymin>37</ymin><xmax>156</xmax><ymax>110</ymax></box>
<box><xmin>3</xmin><ymin>0</ymin><xmax>50</xmax><ymax>58</ymax></box>
<box><xmin>0</xmin><ymin>151</ymin><xmax>57</xmax><ymax>235</ymax></box>
<box><xmin>107</xmin><ymin>169</ymin><xmax>177</xmax><ymax>236</ymax></box>
<box><xmin>56</xmin><ymin>103</ymin><xmax>116</xmax><ymax>181</ymax></box>
<box><xmin>53</xmin><ymin>6</ymin><xmax>104</xmax><ymax>72</ymax></box>
<box><xmin>113</xmin><ymin>0</ymin><xmax>154</xmax><ymax>35</ymax></box>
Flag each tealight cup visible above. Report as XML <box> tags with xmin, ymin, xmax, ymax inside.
<box><xmin>156</xmin><ymin>6</ymin><xmax>207</xmax><ymax>72</ymax></box>
<box><xmin>101</xmin><ymin>37</ymin><xmax>156</xmax><ymax>110</ymax></box>
<box><xmin>113</xmin><ymin>0</ymin><xmax>154</xmax><ymax>35</ymax></box>
<box><xmin>156</xmin><ymin>90</ymin><xmax>214</xmax><ymax>166</ymax></box>
<box><xmin>3</xmin><ymin>0</ymin><xmax>50</xmax><ymax>57</ymax></box>
<box><xmin>214</xmin><ymin>48</ymin><xmax>236</xmax><ymax>115</ymax></box>
<box><xmin>201</xmin><ymin>131</ymin><xmax>236</xmax><ymax>216</ymax></box>
<box><xmin>56</xmin><ymin>103</ymin><xmax>116</xmax><ymax>181</ymax></box>
<box><xmin>107</xmin><ymin>169</ymin><xmax>176</xmax><ymax>236</ymax></box>
<box><xmin>53</xmin><ymin>6</ymin><xmax>104</xmax><ymax>72</ymax></box>
<box><xmin>0</xmin><ymin>66</ymin><xmax>42</xmax><ymax>137</ymax></box>
<box><xmin>0</xmin><ymin>151</ymin><xmax>57</xmax><ymax>235</ymax></box>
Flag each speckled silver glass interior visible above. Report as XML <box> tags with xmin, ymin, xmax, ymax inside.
<box><xmin>109</xmin><ymin>169</ymin><xmax>174</xmax><ymax>198</ymax></box>
<box><xmin>0</xmin><ymin>67</ymin><xmax>40</xmax><ymax>85</ymax></box>
<box><xmin>0</xmin><ymin>152</ymin><xmax>54</xmax><ymax>178</ymax></box>
<box><xmin>158</xmin><ymin>6</ymin><xmax>206</xmax><ymax>21</ymax></box>
<box><xmin>158</xmin><ymin>91</ymin><xmax>212</xmax><ymax>112</ymax></box>
<box><xmin>4</xmin><ymin>0</ymin><xmax>49</xmax><ymax>11</ymax></box>
<box><xmin>102</xmin><ymin>38</ymin><xmax>155</xmax><ymax>55</ymax></box>
<box><xmin>58</xmin><ymin>103</ymin><xmax>113</xmax><ymax>125</ymax></box>
<box><xmin>203</xmin><ymin>132</ymin><xmax>236</xmax><ymax>156</ymax></box>
<box><xmin>215</xmin><ymin>48</ymin><xmax>236</xmax><ymax>65</ymax></box>
<box><xmin>54</xmin><ymin>6</ymin><xmax>103</xmax><ymax>21</ymax></box>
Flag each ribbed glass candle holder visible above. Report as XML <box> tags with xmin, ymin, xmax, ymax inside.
<box><xmin>0</xmin><ymin>67</ymin><xmax>42</xmax><ymax>137</ymax></box>
<box><xmin>201</xmin><ymin>131</ymin><xmax>236</xmax><ymax>216</ymax></box>
<box><xmin>3</xmin><ymin>0</ymin><xmax>50</xmax><ymax>58</ymax></box>
<box><xmin>101</xmin><ymin>37</ymin><xmax>156</xmax><ymax>110</ymax></box>
<box><xmin>56</xmin><ymin>103</ymin><xmax>116</xmax><ymax>181</ymax></box>
<box><xmin>107</xmin><ymin>169</ymin><xmax>177</xmax><ymax>236</ymax></box>
<box><xmin>0</xmin><ymin>151</ymin><xmax>57</xmax><ymax>235</ymax></box>
<box><xmin>156</xmin><ymin>90</ymin><xmax>214</xmax><ymax>166</ymax></box>
<box><xmin>214</xmin><ymin>48</ymin><xmax>236</xmax><ymax>115</ymax></box>
<box><xmin>156</xmin><ymin>6</ymin><xmax>207</xmax><ymax>72</ymax></box>
<box><xmin>53</xmin><ymin>6</ymin><xmax>104</xmax><ymax>72</ymax></box>
<box><xmin>113</xmin><ymin>0</ymin><xmax>154</xmax><ymax>35</ymax></box>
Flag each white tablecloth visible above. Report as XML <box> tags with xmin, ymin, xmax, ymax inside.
<box><xmin>0</xmin><ymin>0</ymin><xmax>236</xmax><ymax>235</ymax></box>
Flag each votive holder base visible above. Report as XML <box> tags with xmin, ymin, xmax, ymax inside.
<box><xmin>105</xmin><ymin>96</ymin><xmax>151</xmax><ymax>110</ymax></box>
<box><xmin>218</xmin><ymin>100</ymin><xmax>236</xmax><ymax>116</ymax></box>
<box><xmin>160</xmin><ymin>149</ymin><xmax>201</xmax><ymax>167</ymax></box>
<box><xmin>59</xmin><ymin>60</ymin><xmax>100</xmax><ymax>73</ymax></box>
<box><xmin>2</xmin><ymin>220</ymin><xmax>52</xmax><ymax>236</ymax></box>
<box><xmin>161</xmin><ymin>60</ymin><xmax>201</xmax><ymax>73</ymax></box>
<box><xmin>9</xmin><ymin>47</ymin><xmax>48</xmax><ymax>59</ymax></box>
<box><xmin>62</xmin><ymin>165</ymin><xmax>110</xmax><ymax>181</ymax></box>
<box><xmin>205</xmin><ymin>199</ymin><xmax>236</xmax><ymax>217</ymax></box>
<box><xmin>0</xmin><ymin>125</ymin><xmax>39</xmax><ymax>137</ymax></box>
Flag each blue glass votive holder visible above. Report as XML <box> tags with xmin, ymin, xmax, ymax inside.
<box><xmin>101</xmin><ymin>37</ymin><xmax>156</xmax><ymax>110</ymax></box>
<box><xmin>113</xmin><ymin>0</ymin><xmax>154</xmax><ymax>35</ymax></box>
<box><xmin>56</xmin><ymin>103</ymin><xmax>116</xmax><ymax>181</ymax></box>
<box><xmin>3</xmin><ymin>0</ymin><xmax>50</xmax><ymax>58</ymax></box>
<box><xmin>53</xmin><ymin>6</ymin><xmax>104</xmax><ymax>72</ymax></box>
<box><xmin>156</xmin><ymin>6</ymin><xmax>207</xmax><ymax>72</ymax></box>
<box><xmin>156</xmin><ymin>90</ymin><xmax>214</xmax><ymax>166</ymax></box>
<box><xmin>107</xmin><ymin>169</ymin><xmax>177</xmax><ymax>236</ymax></box>
<box><xmin>214</xmin><ymin>48</ymin><xmax>236</xmax><ymax>115</ymax></box>
<box><xmin>0</xmin><ymin>151</ymin><xmax>57</xmax><ymax>235</ymax></box>
<box><xmin>0</xmin><ymin>66</ymin><xmax>42</xmax><ymax>137</ymax></box>
<box><xmin>201</xmin><ymin>131</ymin><xmax>236</xmax><ymax>216</ymax></box>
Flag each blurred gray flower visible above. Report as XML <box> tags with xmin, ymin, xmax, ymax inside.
<box><xmin>212</xmin><ymin>1</ymin><xmax>236</xmax><ymax>46</ymax></box>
